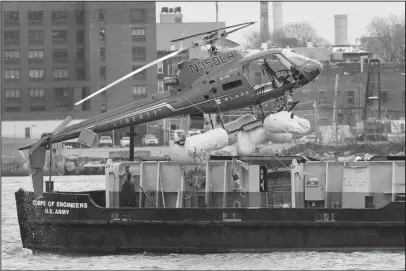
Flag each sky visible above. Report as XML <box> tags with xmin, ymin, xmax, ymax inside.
<box><xmin>156</xmin><ymin>2</ymin><xmax>405</xmax><ymax>46</ymax></box>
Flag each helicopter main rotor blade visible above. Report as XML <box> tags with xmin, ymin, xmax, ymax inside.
<box><xmin>74</xmin><ymin>48</ymin><xmax>187</xmax><ymax>106</ymax></box>
<box><xmin>220</xmin><ymin>23</ymin><xmax>256</xmax><ymax>39</ymax></box>
<box><xmin>170</xmin><ymin>21</ymin><xmax>255</xmax><ymax>43</ymax></box>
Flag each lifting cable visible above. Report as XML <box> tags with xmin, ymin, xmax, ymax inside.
<box><xmin>193</xmin><ymin>46</ymin><xmax>226</xmax><ymax>130</ymax></box>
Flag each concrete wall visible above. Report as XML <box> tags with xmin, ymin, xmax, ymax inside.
<box><xmin>2</xmin><ymin>119</ymin><xmax>85</xmax><ymax>138</ymax></box>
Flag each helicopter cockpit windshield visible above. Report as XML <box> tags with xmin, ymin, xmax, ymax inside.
<box><xmin>280</xmin><ymin>49</ymin><xmax>311</xmax><ymax>68</ymax></box>
<box><xmin>242</xmin><ymin>48</ymin><xmax>323</xmax><ymax>93</ymax></box>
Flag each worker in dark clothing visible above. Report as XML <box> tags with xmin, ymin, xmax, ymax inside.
<box><xmin>121</xmin><ymin>166</ymin><xmax>136</xmax><ymax>207</ymax></box>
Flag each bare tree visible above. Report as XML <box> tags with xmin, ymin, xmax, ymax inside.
<box><xmin>243</xmin><ymin>22</ymin><xmax>330</xmax><ymax>49</ymax></box>
<box><xmin>276</xmin><ymin>22</ymin><xmax>317</xmax><ymax>47</ymax></box>
<box><xmin>363</xmin><ymin>14</ymin><xmax>405</xmax><ymax>62</ymax></box>
<box><xmin>244</xmin><ymin>31</ymin><xmax>262</xmax><ymax>49</ymax></box>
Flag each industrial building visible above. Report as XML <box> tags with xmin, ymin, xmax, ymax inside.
<box><xmin>2</xmin><ymin>1</ymin><xmax>157</xmax><ymax>138</ymax></box>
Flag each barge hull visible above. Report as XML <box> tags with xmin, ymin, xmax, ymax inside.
<box><xmin>15</xmin><ymin>189</ymin><xmax>405</xmax><ymax>254</ymax></box>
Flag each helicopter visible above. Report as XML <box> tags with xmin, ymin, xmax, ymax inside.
<box><xmin>19</xmin><ymin>21</ymin><xmax>323</xmax><ymax>156</ymax></box>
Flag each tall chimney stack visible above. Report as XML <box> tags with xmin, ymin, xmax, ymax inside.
<box><xmin>260</xmin><ymin>2</ymin><xmax>270</xmax><ymax>44</ymax></box>
<box><xmin>334</xmin><ymin>14</ymin><xmax>348</xmax><ymax>45</ymax></box>
<box><xmin>272</xmin><ymin>1</ymin><xmax>283</xmax><ymax>32</ymax></box>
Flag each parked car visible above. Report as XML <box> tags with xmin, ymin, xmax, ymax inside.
<box><xmin>120</xmin><ymin>136</ymin><xmax>130</xmax><ymax>147</ymax></box>
<box><xmin>99</xmin><ymin>136</ymin><xmax>113</xmax><ymax>147</ymax></box>
<box><xmin>141</xmin><ymin>134</ymin><xmax>159</xmax><ymax>146</ymax></box>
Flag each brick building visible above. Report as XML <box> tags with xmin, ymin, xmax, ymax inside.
<box><xmin>2</xmin><ymin>1</ymin><xmax>157</xmax><ymax>138</ymax></box>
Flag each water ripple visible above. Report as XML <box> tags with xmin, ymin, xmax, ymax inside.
<box><xmin>2</xmin><ymin>176</ymin><xmax>405</xmax><ymax>270</ymax></box>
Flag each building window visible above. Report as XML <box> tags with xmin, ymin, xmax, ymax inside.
<box><xmin>133</xmin><ymin>85</ymin><xmax>147</xmax><ymax>96</ymax></box>
<box><xmin>4</xmin><ymin>88</ymin><xmax>21</xmax><ymax>112</ymax></box>
<box><xmin>55</xmin><ymin>88</ymin><xmax>70</xmax><ymax>97</ymax></box>
<box><xmin>347</xmin><ymin>90</ymin><xmax>354</xmax><ymax>105</ymax></box>
<box><xmin>318</xmin><ymin>97</ymin><xmax>326</xmax><ymax>105</ymax></box>
<box><xmin>319</xmin><ymin>90</ymin><xmax>326</xmax><ymax>96</ymax></box>
<box><xmin>52</xmin><ymin>30</ymin><xmax>68</xmax><ymax>43</ymax></box>
<box><xmin>76</xmin><ymin>67</ymin><xmax>85</xmax><ymax>80</ymax></box>
<box><xmin>99</xmin><ymin>9</ymin><xmax>105</xmax><ymax>24</ymax></box>
<box><xmin>30</xmin><ymin>105</ymin><xmax>46</xmax><ymax>112</ymax></box>
<box><xmin>76</xmin><ymin>11</ymin><xmax>84</xmax><ymax>25</ymax></box>
<box><xmin>4</xmin><ymin>31</ymin><xmax>20</xmax><ymax>44</ymax></box>
<box><xmin>100</xmin><ymin>48</ymin><xmax>106</xmax><ymax>64</ymax></box>
<box><xmin>131</xmin><ymin>9</ymin><xmax>146</xmax><ymax>23</ymax></box>
<box><xmin>52</xmin><ymin>11</ymin><xmax>68</xmax><ymax>23</ymax></box>
<box><xmin>100</xmin><ymin>85</ymin><xmax>107</xmax><ymax>98</ymax></box>
<box><xmin>158</xmin><ymin>81</ymin><xmax>164</xmax><ymax>93</ymax></box>
<box><xmin>76</xmin><ymin>30</ymin><xmax>84</xmax><ymax>44</ymax></box>
<box><xmin>99</xmin><ymin>28</ymin><xmax>105</xmax><ymax>44</ymax></box>
<box><xmin>101</xmin><ymin>104</ymin><xmax>107</xmax><ymax>113</ymax></box>
<box><xmin>132</xmin><ymin>66</ymin><xmax>146</xmax><ymax>80</ymax></box>
<box><xmin>53</xmin><ymin>68</ymin><xmax>68</xmax><ymax>80</ymax></box>
<box><xmin>167</xmin><ymin>59</ymin><xmax>177</xmax><ymax>76</ymax></box>
<box><xmin>5</xmin><ymin>106</ymin><xmax>21</xmax><ymax>113</ymax></box>
<box><xmin>100</xmin><ymin>66</ymin><xmax>106</xmax><ymax>81</ymax></box>
<box><xmin>157</xmin><ymin>62</ymin><xmax>163</xmax><ymax>74</ymax></box>
<box><xmin>29</xmin><ymin>88</ymin><xmax>45</xmax><ymax>98</ymax></box>
<box><xmin>55</xmin><ymin>88</ymin><xmax>73</xmax><ymax>111</ymax></box>
<box><xmin>81</xmin><ymin>87</ymin><xmax>90</xmax><ymax>111</ymax></box>
<box><xmin>5</xmin><ymin>89</ymin><xmax>21</xmax><ymax>99</ymax></box>
<box><xmin>28</xmin><ymin>30</ymin><xmax>44</xmax><ymax>44</ymax></box>
<box><xmin>29</xmin><ymin>69</ymin><xmax>45</xmax><ymax>80</ymax></box>
<box><xmin>100</xmin><ymin>85</ymin><xmax>107</xmax><ymax>113</ymax></box>
<box><xmin>222</xmin><ymin>80</ymin><xmax>243</xmax><ymax>91</ymax></box>
<box><xmin>28</xmin><ymin>11</ymin><xmax>44</xmax><ymax>24</ymax></box>
<box><xmin>28</xmin><ymin>50</ymin><xmax>44</xmax><ymax>63</ymax></box>
<box><xmin>52</xmin><ymin>49</ymin><xmax>68</xmax><ymax>63</ymax></box>
<box><xmin>76</xmin><ymin>48</ymin><xmax>85</xmax><ymax>63</ymax></box>
<box><xmin>131</xmin><ymin>28</ymin><xmax>146</xmax><ymax>41</ymax></box>
<box><xmin>4</xmin><ymin>69</ymin><xmax>20</xmax><ymax>80</ymax></box>
<box><xmin>4</xmin><ymin>11</ymin><xmax>19</xmax><ymax>24</ymax></box>
<box><xmin>132</xmin><ymin>47</ymin><xmax>146</xmax><ymax>61</ymax></box>
<box><xmin>175</xmin><ymin>17</ymin><xmax>182</xmax><ymax>23</ymax></box>
<box><xmin>4</xmin><ymin>50</ymin><xmax>20</xmax><ymax>63</ymax></box>
<box><xmin>380</xmin><ymin>89</ymin><xmax>388</xmax><ymax>103</ymax></box>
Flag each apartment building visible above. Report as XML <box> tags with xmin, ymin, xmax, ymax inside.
<box><xmin>2</xmin><ymin>1</ymin><xmax>157</xmax><ymax>138</ymax></box>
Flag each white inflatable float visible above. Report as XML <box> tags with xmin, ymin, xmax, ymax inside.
<box><xmin>171</xmin><ymin>111</ymin><xmax>311</xmax><ymax>159</ymax></box>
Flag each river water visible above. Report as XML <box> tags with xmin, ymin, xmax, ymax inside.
<box><xmin>2</xmin><ymin>176</ymin><xmax>405</xmax><ymax>270</ymax></box>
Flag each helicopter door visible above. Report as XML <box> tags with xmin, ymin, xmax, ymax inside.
<box><xmin>242</xmin><ymin>61</ymin><xmax>270</xmax><ymax>87</ymax></box>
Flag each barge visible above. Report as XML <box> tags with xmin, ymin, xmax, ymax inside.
<box><xmin>15</xmin><ymin>155</ymin><xmax>405</xmax><ymax>253</ymax></box>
